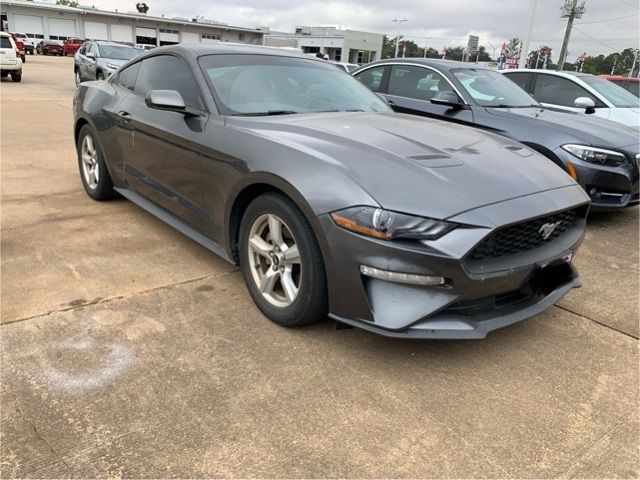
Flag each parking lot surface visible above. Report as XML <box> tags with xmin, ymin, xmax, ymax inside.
<box><xmin>1</xmin><ymin>56</ymin><xmax>638</xmax><ymax>478</ymax></box>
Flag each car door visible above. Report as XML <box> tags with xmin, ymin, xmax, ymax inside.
<box><xmin>76</xmin><ymin>42</ymin><xmax>93</xmax><ymax>80</ymax></box>
<box><xmin>530</xmin><ymin>73</ymin><xmax>609</xmax><ymax>119</ymax></box>
<box><xmin>117</xmin><ymin>54</ymin><xmax>209</xmax><ymax>230</ymax></box>
<box><xmin>381</xmin><ymin>65</ymin><xmax>474</xmax><ymax>123</ymax></box>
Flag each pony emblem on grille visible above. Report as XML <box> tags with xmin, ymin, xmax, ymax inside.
<box><xmin>539</xmin><ymin>221</ymin><xmax>561</xmax><ymax>240</ymax></box>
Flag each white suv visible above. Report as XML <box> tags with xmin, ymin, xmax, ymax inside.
<box><xmin>0</xmin><ymin>32</ymin><xmax>23</xmax><ymax>82</ymax></box>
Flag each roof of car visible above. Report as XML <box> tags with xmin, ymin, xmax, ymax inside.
<box><xmin>0</xmin><ymin>31</ymin><xmax>10</xmax><ymax>37</ymax></box>
<box><xmin>166</xmin><ymin>42</ymin><xmax>314</xmax><ymax>59</ymax></box>
<box><xmin>354</xmin><ymin>57</ymin><xmax>496</xmax><ymax>73</ymax></box>
<box><xmin>600</xmin><ymin>74</ymin><xmax>640</xmax><ymax>82</ymax></box>
<box><xmin>503</xmin><ymin>69</ymin><xmax>595</xmax><ymax>78</ymax></box>
<box><xmin>92</xmin><ymin>40</ymin><xmax>136</xmax><ymax>47</ymax></box>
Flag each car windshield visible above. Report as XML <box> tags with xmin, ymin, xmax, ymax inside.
<box><xmin>199</xmin><ymin>54</ymin><xmax>389</xmax><ymax>115</ymax></box>
<box><xmin>581</xmin><ymin>76</ymin><xmax>639</xmax><ymax>108</ymax></box>
<box><xmin>14</xmin><ymin>33</ymin><xmax>27</xmax><ymax>39</ymax></box>
<box><xmin>97</xmin><ymin>45</ymin><xmax>138</xmax><ymax>60</ymax></box>
<box><xmin>453</xmin><ymin>68</ymin><xmax>540</xmax><ymax>107</ymax></box>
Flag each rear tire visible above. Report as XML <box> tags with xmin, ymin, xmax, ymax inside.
<box><xmin>239</xmin><ymin>193</ymin><xmax>327</xmax><ymax>327</ymax></box>
<box><xmin>11</xmin><ymin>72</ymin><xmax>22</xmax><ymax>82</ymax></box>
<box><xmin>76</xmin><ymin>125</ymin><xmax>116</xmax><ymax>201</ymax></box>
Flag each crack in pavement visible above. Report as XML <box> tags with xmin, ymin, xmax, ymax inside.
<box><xmin>1</xmin><ymin>269</ymin><xmax>239</xmax><ymax>328</ymax></box>
<box><xmin>3</xmin><ymin>388</ymin><xmax>72</xmax><ymax>473</ymax></box>
<box><xmin>554</xmin><ymin>304</ymin><xmax>639</xmax><ymax>340</ymax></box>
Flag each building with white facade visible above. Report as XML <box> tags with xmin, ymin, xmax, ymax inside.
<box><xmin>266</xmin><ymin>26</ymin><xmax>383</xmax><ymax>64</ymax></box>
<box><xmin>0</xmin><ymin>0</ymin><xmax>266</xmax><ymax>46</ymax></box>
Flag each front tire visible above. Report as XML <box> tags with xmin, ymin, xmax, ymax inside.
<box><xmin>239</xmin><ymin>193</ymin><xmax>327</xmax><ymax>327</ymax></box>
<box><xmin>96</xmin><ymin>72</ymin><xmax>105</xmax><ymax>81</ymax></box>
<box><xmin>11</xmin><ymin>72</ymin><xmax>22</xmax><ymax>82</ymax></box>
<box><xmin>76</xmin><ymin>125</ymin><xmax>116</xmax><ymax>200</ymax></box>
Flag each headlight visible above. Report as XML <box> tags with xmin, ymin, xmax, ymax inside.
<box><xmin>562</xmin><ymin>144</ymin><xmax>627</xmax><ymax>165</ymax></box>
<box><xmin>106</xmin><ymin>63</ymin><xmax>118</xmax><ymax>70</ymax></box>
<box><xmin>331</xmin><ymin>206</ymin><xmax>457</xmax><ymax>241</ymax></box>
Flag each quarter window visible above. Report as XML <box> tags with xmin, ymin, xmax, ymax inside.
<box><xmin>134</xmin><ymin>55</ymin><xmax>205</xmax><ymax>110</ymax></box>
<box><xmin>117</xmin><ymin>62</ymin><xmax>141</xmax><ymax>91</ymax></box>
<box><xmin>388</xmin><ymin>65</ymin><xmax>449</xmax><ymax>101</ymax></box>
<box><xmin>354</xmin><ymin>66</ymin><xmax>386</xmax><ymax>93</ymax></box>
<box><xmin>533</xmin><ymin>74</ymin><xmax>598</xmax><ymax>107</ymax></box>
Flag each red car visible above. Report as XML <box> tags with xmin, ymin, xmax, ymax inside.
<box><xmin>63</xmin><ymin>38</ymin><xmax>84</xmax><ymax>56</ymax></box>
<box><xmin>10</xmin><ymin>33</ymin><xmax>26</xmax><ymax>63</ymax></box>
<box><xmin>37</xmin><ymin>40</ymin><xmax>64</xmax><ymax>56</ymax></box>
<box><xmin>599</xmin><ymin>74</ymin><xmax>640</xmax><ymax>97</ymax></box>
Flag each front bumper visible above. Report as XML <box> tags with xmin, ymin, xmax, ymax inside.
<box><xmin>554</xmin><ymin>147</ymin><xmax>639</xmax><ymax>210</ymax></box>
<box><xmin>313</xmin><ymin>185</ymin><xmax>589</xmax><ymax>339</ymax></box>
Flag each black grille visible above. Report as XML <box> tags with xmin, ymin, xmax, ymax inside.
<box><xmin>467</xmin><ymin>209</ymin><xmax>579</xmax><ymax>261</ymax></box>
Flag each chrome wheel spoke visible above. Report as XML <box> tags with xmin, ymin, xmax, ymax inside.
<box><xmin>249</xmin><ymin>235</ymin><xmax>273</xmax><ymax>258</ymax></box>
<box><xmin>93</xmin><ymin>164</ymin><xmax>99</xmax><ymax>182</ymax></box>
<box><xmin>283</xmin><ymin>244</ymin><xmax>300</xmax><ymax>264</ymax></box>
<box><xmin>268</xmin><ymin>214</ymin><xmax>285</xmax><ymax>248</ymax></box>
<box><xmin>259</xmin><ymin>268</ymin><xmax>279</xmax><ymax>295</ymax></box>
<box><xmin>281</xmin><ymin>269</ymin><xmax>299</xmax><ymax>302</ymax></box>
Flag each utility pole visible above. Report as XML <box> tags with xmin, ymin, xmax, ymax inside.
<box><xmin>392</xmin><ymin>18</ymin><xmax>407</xmax><ymax>58</ymax></box>
<box><xmin>557</xmin><ymin>0</ymin><xmax>586</xmax><ymax>71</ymax></box>
<box><xmin>423</xmin><ymin>36</ymin><xmax>430</xmax><ymax>58</ymax></box>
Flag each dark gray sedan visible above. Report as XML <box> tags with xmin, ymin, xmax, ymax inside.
<box><xmin>353</xmin><ymin>59</ymin><xmax>639</xmax><ymax>210</ymax></box>
<box><xmin>73</xmin><ymin>44</ymin><xmax>590</xmax><ymax>339</ymax></box>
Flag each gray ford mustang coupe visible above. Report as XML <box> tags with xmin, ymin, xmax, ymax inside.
<box><xmin>73</xmin><ymin>44</ymin><xmax>590</xmax><ymax>339</ymax></box>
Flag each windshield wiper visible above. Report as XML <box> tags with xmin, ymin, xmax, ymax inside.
<box><xmin>234</xmin><ymin>110</ymin><xmax>301</xmax><ymax>116</ymax></box>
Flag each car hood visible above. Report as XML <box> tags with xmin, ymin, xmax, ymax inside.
<box><xmin>484</xmin><ymin>107</ymin><xmax>639</xmax><ymax>145</ymax></box>
<box><xmin>100</xmin><ymin>58</ymin><xmax>129</xmax><ymax>67</ymax></box>
<box><xmin>607</xmin><ymin>107</ymin><xmax>640</xmax><ymax>128</ymax></box>
<box><xmin>227</xmin><ymin>112</ymin><xmax>577</xmax><ymax>220</ymax></box>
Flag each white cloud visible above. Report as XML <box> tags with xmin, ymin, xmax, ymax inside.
<box><xmin>86</xmin><ymin>0</ymin><xmax>639</xmax><ymax>59</ymax></box>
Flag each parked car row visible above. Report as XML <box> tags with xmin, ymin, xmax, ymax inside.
<box><xmin>352</xmin><ymin>59</ymin><xmax>639</xmax><ymax>210</ymax></box>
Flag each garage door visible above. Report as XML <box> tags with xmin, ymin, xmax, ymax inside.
<box><xmin>181</xmin><ymin>31</ymin><xmax>200</xmax><ymax>43</ymax></box>
<box><xmin>84</xmin><ymin>21</ymin><xmax>107</xmax><ymax>40</ymax></box>
<box><xmin>48</xmin><ymin>17</ymin><xmax>76</xmax><ymax>38</ymax></box>
<box><xmin>111</xmin><ymin>24</ymin><xmax>133</xmax><ymax>43</ymax></box>
<box><xmin>158</xmin><ymin>29</ymin><xmax>179</xmax><ymax>43</ymax></box>
<box><xmin>12</xmin><ymin>14</ymin><xmax>44</xmax><ymax>36</ymax></box>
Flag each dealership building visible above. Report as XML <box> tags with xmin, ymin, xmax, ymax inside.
<box><xmin>0</xmin><ymin>0</ymin><xmax>266</xmax><ymax>46</ymax></box>
<box><xmin>266</xmin><ymin>26</ymin><xmax>383</xmax><ymax>64</ymax></box>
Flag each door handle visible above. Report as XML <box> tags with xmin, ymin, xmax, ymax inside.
<box><xmin>118</xmin><ymin>111</ymin><xmax>131</xmax><ymax>120</ymax></box>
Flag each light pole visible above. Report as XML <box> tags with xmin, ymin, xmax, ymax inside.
<box><xmin>423</xmin><ymin>36</ymin><xmax>431</xmax><ymax>58</ymax></box>
<box><xmin>392</xmin><ymin>18</ymin><xmax>407</xmax><ymax>58</ymax></box>
<box><xmin>519</xmin><ymin>0</ymin><xmax>537</xmax><ymax>68</ymax></box>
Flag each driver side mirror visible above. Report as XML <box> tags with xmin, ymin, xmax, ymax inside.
<box><xmin>574</xmin><ymin>96</ymin><xmax>596</xmax><ymax>114</ymax></box>
<box><xmin>431</xmin><ymin>91</ymin><xmax>463</xmax><ymax>108</ymax></box>
<box><xmin>145</xmin><ymin>89</ymin><xmax>201</xmax><ymax>117</ymax></box>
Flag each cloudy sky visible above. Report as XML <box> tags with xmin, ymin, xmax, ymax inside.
<box><xmin>81</xmin><ymin>0</ymin><xmax>638</xmax><ymax>60</ymax></box>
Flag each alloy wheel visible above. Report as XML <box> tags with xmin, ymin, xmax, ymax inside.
<box><xmin>80</xmin><ymin>134</ymin><xmax>99</xmax><ymax>190</ymax></box>
<box><xmin>247</xmin><ymin>213</ymin><xmax>301</xmax><ymax>308</ymax></box>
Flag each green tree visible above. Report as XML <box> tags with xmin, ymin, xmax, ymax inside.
<box><xmin>443</xmin><ymin>46</ymin><xmax>464</xmax><ymax>61</ymax></box>
<box><xmin>581</xmin><ymin>48</ymin><xmax>638</xmax><ymax>75</ymax></box>
<box><xmin>56</xmin><ymin>0</ymin><xmax>78</xmax><ymax>6</ymax></box>
<box><xmin>506</xmin><ymin>37</ymin><xmax>521</xmax><ymax>58</ymax></box>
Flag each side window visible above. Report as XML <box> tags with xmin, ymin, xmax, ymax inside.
<box><xmin>134</xmin><ymin>55</ymin><xmax>205</xmax><ymax>110</ymax></box>
<box><xmin>117</xmin><ymin>62</ymin><xmax>141</xmax><ymax>91</ymax></box>
<box><xmin>354</xmin><ymin>66</ymin><xmax>386</xmax><ymax>93</ymax></box>
<box><xmin>533</xmin><ymin>74</ymin><xmax>597</xmax><ymax>107</ymax></box>
<box><xmin>505</xmin><ymin>72</ymin><xmax>530</xmax><ymax>91</ymax></box>
<box><xmin>388</xmin><ymin>65</ymin><xmax>450</xmax><ymax>101</ymax></box>
<box><xmin>78</xmin><ymin>44</ymin><xmax>86</xmax><ymax>55</ymax></box>
<box><xmin>87</xmin><ymin>43</ymin><xmax>98</xmax><ymax>56</ymax></box>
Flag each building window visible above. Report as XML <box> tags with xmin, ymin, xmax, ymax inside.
<box><xmin>159</xmin><ymin>28</ymin><xmax>179</xmax><ymax>34</ymax></box>
<box><xmin>202</xmin><ymin>34</ymin><xmax>221</xmax><ymax>40</ymax></box>
<box><xmin>238</xmin><ymin>33</ymin><xmax>245</xmax><ymax>41</ymax></box>
<box><xmin>49</xmin><ymin>35</ymin><xmax>68</xmax><ymax>41</ymax></box>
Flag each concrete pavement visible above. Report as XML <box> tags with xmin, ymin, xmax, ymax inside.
<box><xmin>1</xmin><ymin>55</ymin><xmax>638</xmax><ymax>478</ymax></box>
